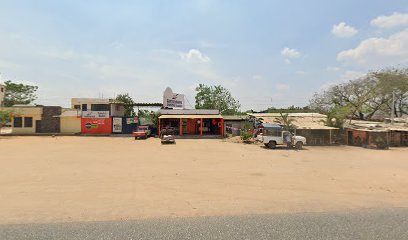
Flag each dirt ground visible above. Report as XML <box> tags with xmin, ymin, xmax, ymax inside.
<box><xmin>0</xmin><ymin>136</ymin><xmax>407</xmax><ymax>224</ymax></box>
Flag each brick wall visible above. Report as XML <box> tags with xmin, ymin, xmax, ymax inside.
<box><xmin>38</xmin><ymin>106</ymin><xmax>61</xmax><ymax>133</ymax></box>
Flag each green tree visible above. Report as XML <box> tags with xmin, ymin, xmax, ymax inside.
<box><xmin>373</xmin><ymin>68</ymin><xmax>408</xmax><ymax>117</ymax></box>
<box><xmin>195</xmin><ymin>84</ymin><xmax>241</xmax><ymax>115</ymax></box>
<box><xmin>3</xmin><ymin>80</ymin><xmax>39</xmax><ymax>107</ymax></box>
<box><xmin>274</xmin><ymin>113</ymin><xmax>297</xmax><ymax>132</ymax></box>
<box><xmin>115</xmin><ymin>93</ymin><xmax>135</xmax><ymax>117</ymax></box>
<box><xmin>309</xmin><ymin>67</ymin><xmax>408</xmax><ymax>120</ymax></box>
<box><xmin>138</xmin><ymin>109</ymin><xmax>159</xmax><ymax>127</ymax></box>
<box><xmin>0</xmin><ymin>109</ymin><xmax>12</xmax><ymax>131</ymax></box>
<box><xmin>264</xmin><ymin>105</ymin><xmax>311</xmax><ymax>113</ymax></box>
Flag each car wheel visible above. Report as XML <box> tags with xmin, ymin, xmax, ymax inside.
<box><xmin>268</xmin><ymin>141</ymin><xmax>276</xmax><ymax>149</ymax></box>
<box><xmin>296</xmin><ymin>141</ymin><xmax>303</xmax><ymax>150</ymax></box>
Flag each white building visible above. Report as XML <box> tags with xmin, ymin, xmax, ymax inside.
<box><xmin>70</xmin><ymin>98</ymin><xmax>125</xmax><ymax>117</ymax></box>
<box><xmin>0</xmin><ymin>84</ymin><xmax>5</xmax><ymax>106</ymax></box>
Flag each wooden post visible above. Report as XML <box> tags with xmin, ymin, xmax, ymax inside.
<box><xmin>179</xmin><ymin>118</ymin><xmax>183</xmax><ymax>136</ymax></box>
<box><xmin>200</xmin><ymin>118</ymin><xmax>203</xmax><ymax>136</ymax></box>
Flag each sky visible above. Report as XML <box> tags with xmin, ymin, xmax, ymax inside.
<box><xmin>1</xmin><ymin>0</ymin><xmax>408</xmax><ymax>110</ymax></box>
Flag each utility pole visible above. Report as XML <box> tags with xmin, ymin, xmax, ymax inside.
<box><xmin>391</xmin><ymin>90</ymin><xmax>395</xmax><ymax>125</ymax></box>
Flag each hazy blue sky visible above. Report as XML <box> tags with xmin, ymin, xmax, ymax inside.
<box><xmin>1</xmin><ymin>0</ymin><xmax>408</xmax><ymax>110</ymax></box>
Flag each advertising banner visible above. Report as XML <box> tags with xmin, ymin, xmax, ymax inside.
<box><xmin>163</xmin><ymin>87</ymin><xmax>184</xmax><ymax>109</ymax></box>
<box><xmin>82</xmin><ymin>111</ymin><xmax>109</xmax><ymax>118</ymax></box>
<box><xmin>112</xmin><ymin>117</ymin><xmax>122</xmax><ymax>133</ymax></box>
<box><xmin>81</xmin><ymin>118</ymin><xmax>112</xmax><ymax>134</ymax></box>
<box><xmin>126</xmin><ymin>117</ymin><xmax>139</xmax><ymax>124</ymax></box>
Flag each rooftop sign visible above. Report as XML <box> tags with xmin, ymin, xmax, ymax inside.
<box><xmin>163</xmin><ymin>87</ymin><xmax>184</xmax><ymax>109</ymax></box>
<box><xmin>82</xmin><ymin>111</ymin><xmax>110</xmax><ymax>118</ymax></box>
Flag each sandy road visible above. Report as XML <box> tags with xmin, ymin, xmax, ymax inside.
<box><xmin>0</xmin><ymin>136</ymin><xmax>407</xmax><ymax>224</ymax></box>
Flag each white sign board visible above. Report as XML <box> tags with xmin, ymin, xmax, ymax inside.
<box><xmin>163</xmin><ymin>87</ymin><xmax>184</xmax><ymax>109</ymax></box>
<box><xmin>112</xmin><ymin>117</ymin><xmax>122</xmax><ymax>133</ymax></box>
<box><xmin>82</xmin><ymin>111</ymin><xmax>110</xmax><ymax>118</ymax></box>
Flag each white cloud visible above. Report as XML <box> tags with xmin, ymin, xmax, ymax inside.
<box><xmin>281</xmin><ymin>47</ymin><xmax>301</xmax><ymax>58</ymax></box>
<box><xmin>281</xmin><ymin>47</ymin><xmax>301</xmax><ymax>64</ymax></box>
<box><xmin>275</xmin><ymin>83</ymin><xmax>290</xmax><ymax>91</ymax></box>
<box><xmin>331</xmin><ymin>22</ymin><xmax>358</xmax><ymax>38</ymax></box>
<box><xmin>337</xmin><ymin>29</ymin><xmax>408</xmax><ymax>67</ymax></box>
<box><xmin>180</xmin><ymin>49</ymin><xmax>211</xmax><ymax>63</ymax></box>
<box><xmin>371</xmin><ymin>12</ymin><xmax>408</xmax><ymax>28</ymax></box>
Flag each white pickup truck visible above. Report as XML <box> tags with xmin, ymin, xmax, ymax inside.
<box><xmin>257</xmin><ymin>124</ymin><xmax>306</xmax><ymax>149</ymax></box>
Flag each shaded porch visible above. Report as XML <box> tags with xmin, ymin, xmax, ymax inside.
<box><xmin>158</xmin><ymin>114</ymin><xmax>224</xmax><ymax>137</ymax></box>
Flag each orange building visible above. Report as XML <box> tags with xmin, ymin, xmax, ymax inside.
<box><xmin>158</xmin><ymin>109</ymin><xmax>224</xmax><ymax>137</ymax></box>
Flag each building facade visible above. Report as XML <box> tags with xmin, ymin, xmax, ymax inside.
<box><xmin>58</xmin><ymin>109</ymin><xmax>82</xmax><ymax>134</ymax></box>
<box><xmin>248</xmin><ymin>113</ymin><xmax>339</xmax><ymax>145</ymax></box>
<box><xmin>0</xmin><ymin>84</ymin><xmax>5</xmax><ymax>106</ymax></box>
<box><xmin>158</xmin><ymin>109</ymin><xmax>224</xmax><ymax>137</ymax></box>
<box><xmin>71</xmin><ymin>98</ymin><xmax>126</xmax><ymax>134</ymax></box>
<box><xmin>2</xmin><ymin>105</ymin><xmax>61</xmax><ymax>134</ymax></box>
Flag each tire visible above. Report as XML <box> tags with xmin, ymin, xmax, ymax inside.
<box><xmin>295</xmin><ymin>141</ymin><xmax>303</xmax><ymax>150</ymax></box>
<box><xmin>267</xmin><ymin>141</ymin><xmax>276</xmax><ymax>149</ymax></box>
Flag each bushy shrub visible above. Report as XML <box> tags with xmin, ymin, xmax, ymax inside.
<box><xmin>240</xmin><ymin>123</ymin><xmax>253</xmax><ymax>142</ymax></box>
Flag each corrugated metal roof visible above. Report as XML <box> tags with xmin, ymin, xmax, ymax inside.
<box><xmin>345</xmin><ymin>119</ymin><xmax>408</xmax><ymax>132</ymax></box>
<box><xmin>159</xmin><ymin>114</ymin><xmax>223</xmax><ymax>119</ymax></box>
<box><xmin>248</xmin><ymin>113</ymin><xmax>338</xmax><ymax>130</ymax></box>
<box><xmin>248</xmin><ymin>113</ymin><xmax>327</xmax><ymax>118</ymax></box>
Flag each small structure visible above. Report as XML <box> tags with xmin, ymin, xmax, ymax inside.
<box><xmin>248</xmin><ymin>113</ymin><xmax>338</xmax><ymax>145</ymax></box>
<box><xmin>223</xmin><ymin>115</ymin><xmax>249</xmax><ymax>136</ymax></box>
<box><xmin>158</xmin><ymin>109</ymin><xmax>224</xmax><ymax>137</ymax></box>
<box><xmin>71</xmin><ymin>98</ymin><xmax>125</xmax><ymax>134</ymax></box>
<box><xmin>0</xmin><ymin>84</ymin><xmax>5</xmax><ymax>107</ymax></box>
<box><xmin>344</xmin><ymin>119</ymin><xmax>408</xmax><ymax>148</ymax></box>
<box><xmin>2</xmin><ymin>105</ymin><xmax>61</xmax><ymax>134</ymax></box>
<box><xmin>57</xmin><ymin>108</ymin><xmax>82</xmax><ymax>134</ymax></box>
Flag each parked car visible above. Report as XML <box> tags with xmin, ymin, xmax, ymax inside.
<box><xmin>160</xmin><ymin>127</ymin><xmax>176</xmax><ymax>144</ymax></box>
<box><xmin>132</xmin><ymin>125</ymin><xmax>151</xmax><ymax>140</ymax></box>
<box><xmin>257</xmin><ymin>124</ymin><xmax>306</xmax><ymax>149</ymax></box>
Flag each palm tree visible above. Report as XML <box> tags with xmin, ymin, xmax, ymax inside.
<box><xmin>274</xmin><ymin>112</ymin><xmax>296</xmax><ymax>132</ymax></box>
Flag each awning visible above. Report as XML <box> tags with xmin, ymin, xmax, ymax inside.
<box><xmin>159</xmin><ymin>114</ymin><xmax>223</xmax><ymax>119</ymax></box>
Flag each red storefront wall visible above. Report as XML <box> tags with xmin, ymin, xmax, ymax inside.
<box><xmin>81</xmin><ymin>118</ymin><xmax>112</xmax><ymax>134</ymax></box>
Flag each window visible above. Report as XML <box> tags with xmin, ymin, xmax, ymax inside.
<box><xmin>24</xmin><ymin>117</ymin><xmax>33</xmax><ymax>128</ymax></box>
<box><xmin>74</xmin><ymin>105</ymin><xmax>81</xmax><ymax>110</ymax></box>
<box><xmin>1</xmin><ymin>87</ymin><xmax>3</xmax><ymax>92</ymax></box>
<box><xmin>91</xmin><ymin>104</ymin><xmax>110</xmax><ymax>111</ymax></box>
<box><xmin>82</xmin><ymin>104</ymin><xmax>88</xmax><ymax>111</ymax></box>
<box><xmin>13</xmin><ymin>117</ymin><xmax>22</xmax><ymax>128</ymax></box>
<box><xmin>264</xmin><ymin>127</ymin><xmax>282</xmax><ymax>136</ymax></box>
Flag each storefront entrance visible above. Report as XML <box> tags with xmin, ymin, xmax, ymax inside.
<box><xmin>158</xmin><ymin>115</ymin><xmax>224</xmax><ymax>137</ymax></box>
